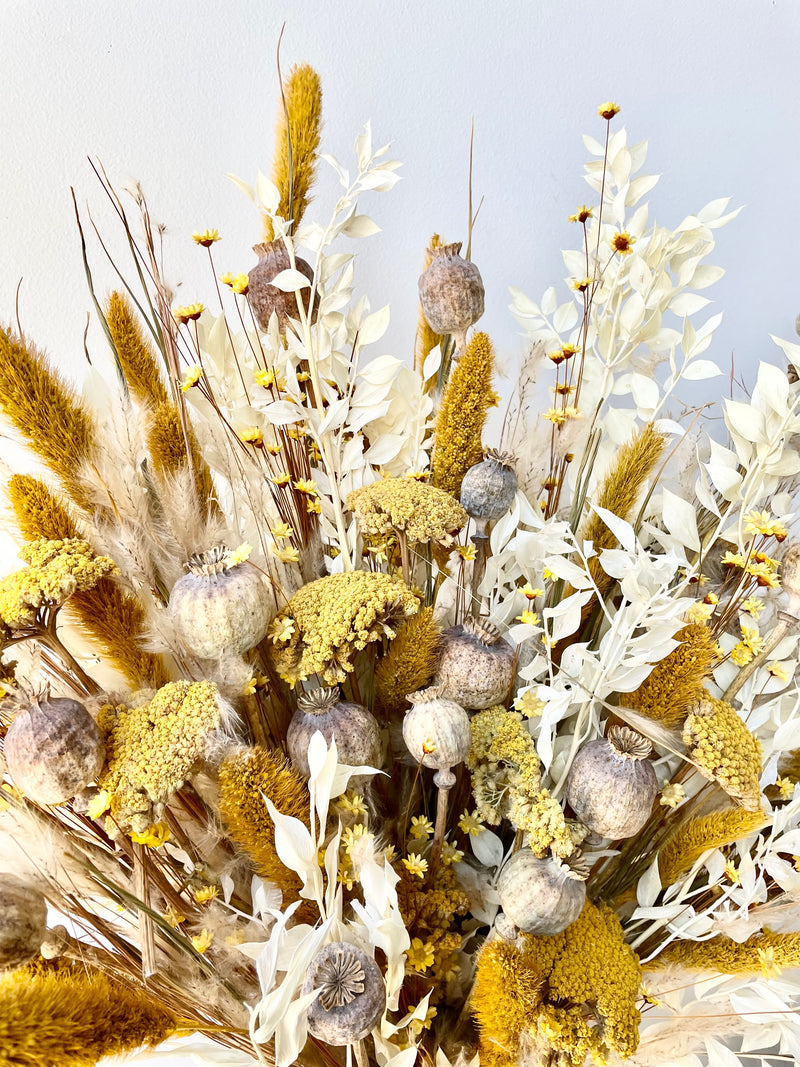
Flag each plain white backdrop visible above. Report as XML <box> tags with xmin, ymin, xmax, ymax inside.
<box><xmin>1</xmin><ymin>3</ymin><xmax>800</xmax><ymax>1064</ymax></box>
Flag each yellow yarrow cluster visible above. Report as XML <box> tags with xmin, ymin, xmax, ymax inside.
<box><xmin>0</xmin><ymin>539</ymin><xmax>118</xmax><ymax>629</ymax></box>
<box><xmin>96</xmin><ymin>680</ymin><xmax>221</xmax><ymax>834</ymax></box>
<box><xmin>268</xmin><ymin>571</ymin><xmax>418</xmax><ymax>685</ymax></box>
<box><xmin>467</xmin><ymin>706</ymin><xmax>574</xmax><ymax>858</ymax></box>
<box><xmin>347</xmin><ymin>475</ymin><xmax>468</xmax><ymax>548</ymax></box>
<box><xmin>682</xmin><ymin>694</ymin><xmax>762</xmax><ymax>811</ymax></box>
<box><xmin>396</xmin><ymin>861</ymin><xmax>469</xmax><ymax>1001</ymax></box>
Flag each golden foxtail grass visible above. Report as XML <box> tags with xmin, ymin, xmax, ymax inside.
<box><xmin>262</xmin><ymin>63</ymin><xmax>323</xmax><ymax>243</ymax></box>
<box><xmin>104</xmin><ymin>291</ymin><xmax>169</xmax><ymax>406</ymax></box>
<box><xmin>147</xmin><ymin>402</ymin><xmax>218</xmax><ymax>516</ymax></box>
<box><xmin>649</xmin><ymin>929</ymin><xmax>800</xmax><ymax>974</ymax></box>
<box><xmin>432</xmin><ymin>331</ymin><xmax>495</xmax><ymax>498</ymax></box>
<box><xmin>7</xmin><ymin>474</ymin><xmax>169</xmax><ymax>689</ymax></box>
<box><xmin>657</xmin><ymin>806</ymin><xmax>766</xmax><ymax>886</ymax></box>
<box><xmin>374</xmin><ymin>606</ymin><xmax>441</xmax><ymax>716</ymax></box>
<box><xmin>628</xmin><ymin>624</ymin><xmax>717</xmax><ymax>727</ymax></box>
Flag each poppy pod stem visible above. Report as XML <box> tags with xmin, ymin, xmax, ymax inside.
<box><xmin>353</xmin><ymin>1038</ymin><xmax>369</xmax><ymax>1067</ymax></box>
<box><xmin>429</xmin><ymin>766</ymin><xmax>456</xmax><ymax>881</ymax></box>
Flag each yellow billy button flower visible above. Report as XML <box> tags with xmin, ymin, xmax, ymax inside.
<box><xmin>568</xmin><ymin>206</ymin><xmax>593</xmax><ymax>224</ymax></box>
<box><xmin>239</xmin><ymin>426</ymin><xmax>264</xmax><ymax>447</ymax></box>
<box><xmin>410</xmin><ymin>815</ymin><xmax>435</xmax><ymax>839</ymax></box>
<box><xmin>611</xmin><ymin>231</ymin><xmax>635</xmax><ymax>255</ymax></box>
<box><xmin>172</xmin><ymin>303</ymin><xmax>204</xmax><ymax>324</ymax></box>
<box><xmin>598</xmin><ymin>101</ymin><xmax>621</xmax><ymax>119</ymax></box>
<box><xmin>193</xmin><ymin>885</ymin><xmax>219</xmax><ymax>904</ymax></box>
<box><xmin>130</xmin><ymin>823</ymin><xmax>172</xmax><ymax>848</ymax></box>
<box><xmin>407</xmin><ymin>937</ymin><xmax>436</xmax><ymax>972</ymax></box>
<box><xmin>191</xmin><ymin>928</ymin><xmax>214</xmax><ymax>954</ymax></box>
<box><xmin>180</xmin><ymin>365</ymin><xmax>203</xmax><ymax>392</ymax></box>
<box><xmin>402</xmin><ymin>852</ymin><xmax>428</xmax><ymax>879</ymax></box>
<box><xmin>459</xmin><ymin>809</ymin><xmax>484</xmax><ymax>835</ymax></box>
<box><xmin>192</xmin><ymin>229</ymin><xmax>220</xmax><ymax>247</ymax></box>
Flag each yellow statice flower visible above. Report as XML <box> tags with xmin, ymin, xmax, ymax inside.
<box><xmin>721</xmin><ymin>550</ymin><xmax>745</xmax><ymax>568</ymax></box>
<box><xmin>179</xmin><ymin>364</ymin><xmax>203</xmax><ymax>392</ymax></box>
<box><xmin>730</xmin><ymin>642</ymin><xmax>753</xmax><ymax>666</ymax></box>
<box><xmin>293</xmin><ymin>478</ymin><xmax>317</xmax><ymax>495</ymax></box>
<box><xmin>172</xmin><ymin>303</ymin><xmax>204</xmax><ymax>324</ymax></box>
<box><xmin>129</xmin><ymin>823</ymin><xmax>171</xmax><ymax>848</ymax></box>
<box><xmin>96</xmin><ymin>681</ymin><xmax>222</xmax><ymax>835</ymax></box>
<box><xmin>724</xmin><ymin>860</ymin><xmax>740</xmax><ymax>884</ymax></box>
<box><xmin>568</xmin><ymin>206</ymin><xmax>593</xmax><ymax>223</ymax></box>
<box><xmin>775</xmin><ymin>775</ymin><xmax>795</xmax><ymax>800</ymax></box>
<box><xmin>342</xmin><ymin>823</ymin><xmax>371</xmax><ymax>854</ymax></box>
<box><xmin>767</xmin><ymin>660</ymin><xmax>791</xmax><ymax>682</ymax></box>
<box><xmin>337</xmin><ymin>791</ymin><xmax>368</xmax><ymax>817</ymax></box>
<box><xmin>741</xmin><ymin>624</ymin><xmax>765</xmax><ymax>656</ymax></box>
<box><xmin>454</xmin><ymin>543</ymin><xmax>476</xmax><ymax>561</ymax></box>
<box><xmin>521</xmin><ymin>583</ymin><xmax>545</xmax><ymax>599</ymax></box>
<box><xmin>271</xmin><ymin>545</ymin><xmax>300</xmax><ymax>565</ymax></box>
<box><xmin>0</xmin><ymin>539</ymin><xmax>119</xmax><ymax>629</ymax></box>
<box><xmin>682</xmin><ymin>694</ymin><xmax>762</xmax><ymax>811</ymax></box>
<box><xmin>191</xmin><ymin>928</ymin><xmax>214</xmax><ymax>954</ymax></box>
<box><xmin>686</xmin><ymin>601</ymin><xmax>715</xmax><ymax>624</ymax></box>
<box><xmin>402</xmin><ymin>853</ymin><xmax>428</xmax><ymax>879</ymax></box>
<box><xmin>441</xmin><ymin>841</ymin><xmax>464</xmax><ymax>866</ymax></box>
<box><xmin>269</xmin><ymin>571</ymin><xmax>418</xmax><ymax>685</ymax></box>
<box><xmin>267</xmin><ymin>615</ymin><xmax>295</xmax><ymax>644</ymax></box>
<box><xmin>347</xmin><ymin>475</ymin><xmax>467</xmax><ymax>549</ymax></box>
<box><xmin>758</xmin><ymin>946</ymin><xmax>782</xmax><ymax>980</ymax></box>
<box><xmin>270</xmin><ymin>472</ymin><xmax>291</xmax><ymax>486</ymax></box>
<box><xmin>406</xmin><ymin>937</ymin><xmax>436</xmax><ymax>973</ymax></box>
<box><xmin>192</xmin><ymin>229</ymin><xmax>220</xmax><ymax>246</ymax></box>
<box><xmin>744</xmin><ymin>509</ymin><xmax>788</xmax><ymax>540</ymax></box>
<box><xmin>516</xmin><ymin>610</ymin><xmax>540</xmax><ymax>626</ymax></box>
<box><xmin>164</xmin><ymin>905</ymin><xmax>186</xmax><ymax>928</ymax></box>
<box><xmin>468</xmin><ymin>706</ymin><xmax>573</xmax><ymax>858</ymax></box>
<box><xmin>741</xmin><ymin>596</ymin><xmax>765</xmax><ymax>617</ymax></box>
<box><xmin>410</xmin><ymin>815</ymin><xmax>435</xmax><ymax>839</ymax></box>
<box><xmin>86</xmin><ymin>790</ymin><xmax>111</xmax><ymax>820</ymax></box>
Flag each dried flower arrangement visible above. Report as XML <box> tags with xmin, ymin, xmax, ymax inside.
<box><xmin>1</xmin><ymin>60</ymin><xmax>800</xmax><ymax>1067</ymax></box>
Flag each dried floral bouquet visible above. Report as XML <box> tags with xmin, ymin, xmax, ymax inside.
<box><xmin>1</xmin><ymin>63</ymin><xmax>800</xmax><ymax>1067</ymax></box>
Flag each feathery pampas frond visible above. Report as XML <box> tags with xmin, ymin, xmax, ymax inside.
<box><xmin>0</xmin><ymin>327</ymin><xmax>97</xmax><ymax>512</ymax></box>
<box><xmin>7</xmin><ymin>474</ymin><xmax>169</xmax><ymax>689</ymax></box>
<box><xmin>0</xmin><ymin>968</ymin><xmax>176</xmax><ymax>1067</ymax></box>
<box><xmin>374</xmin><ymin>606</ymin><xmax>441</xmax><ymax>716</ymax></box>
<box><xmin>104</xmin><ymin>291</ymin><xmax>169</xmax><ymax>406</ymax></box>
<box><xmin>628</xmin><ymin>624</ymin><xmax>717</xmax><ymax>727</ymax></box>
<box><xmin>262</xmin><ymin>63</ymin><xmax>323</xmax><ymax>243</ymax></box>
<box><xmin>432</xmin><ymin>331</ymin><xmax>495</xmax><ymax>498</ymax></box>
<box><xmin>414</xmin><ymin>234</ymin><xmax>445</xmax><ymax>377</ymax></box>
<box><xmin>657</xmin><ymin>807</ymin><xmax>766</xmax><ymax>886</ymax></box>
<box><xmin>147</xmin><ymin>402</ymin><xmax>218</xmax><ymax>518</ymax></box>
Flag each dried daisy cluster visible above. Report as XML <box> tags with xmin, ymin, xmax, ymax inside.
<box><xmin>1</xmin><ymin>74</ymin><xmax>800</xmax><ymax>1067</ymax></box>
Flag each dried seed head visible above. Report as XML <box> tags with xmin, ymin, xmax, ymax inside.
<box><xmin>296</xmin><ymin>687</ymin><xmax>341</xmax><ymax>715</ymax></box>
<box><xmin>555</xmin><ymin>851</ymin><xmax>590</xmax><ymax>881</ymax></box>
<box><xmin>496</xmin><ymin>849</ymin><xmax>586</xmax><ymax>936</ymax></box>
<box><xmin>606</xmin><ymin>726</ymin><xmax>652</xmax><ymax>760</ymax></box>
<box><xmin>186</xmin><ymin>546</ymin><xmax>230</xmax><ymax>576</ymax></box>
<box><xmin>288</xmin><ymin>689</ymin><xmax>381</xmax><ymax>779</ymax></box>
<box><xmin>402</xmin><ymin>689</ymin><xmax>470</xmax><ymax>771</ymax></box>
<box><xmin>484</xmin><ymin>448</ymin><xmax>517</xmax><ymax>469</ymax></box>
<box><xmin>433</xmin><ymin>619</ymin><xmax>515</xmax><ymax>710</ymax></box>
<box><xmin>316</xmin><ymin>947</ymin><xmax>366</xmax><ymax>1009</ymax></box>
<box><xmin>418</xmin><ymin>241</ymin><xmax>485</xmax><ymax>349</ymax></box>
<box><xmin>304</xmin><ymin>942</ymin><xmax>386</xmax><ymax>1045</ymax></box>
<box><xmin>566</xmin><ymin>729</ymin><xmax>658</xmax><ymax>839</ymax></box>
<box><xmin>0</xmin><ymin>876</ymin><xmax>48</xmax><ymax>970</ymax></box>
<box><xmin>247</xmin><ymin>240</ymin><xmax>317</xmax><ymax>333</ymax></box>
<box><xmin>462</xmin><ymin>617</ymin><xmax>503</xmax><ymax>646</ymax></box>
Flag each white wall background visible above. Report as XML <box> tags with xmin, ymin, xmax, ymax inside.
<box><xmin>1</xmin><ymin>0</ymin><xmax>799</xmax><ymax>396</ymax></box>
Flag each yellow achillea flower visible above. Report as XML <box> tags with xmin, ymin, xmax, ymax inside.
<box><xmin>347</xmin><ymin>475</ymin><xmax>468</xmax><ymax>548</ymax></box>
<box><xmin>262</xmin><ymin>63</ymin><xmax>323</xmax><ymax>243</ymax></box>
<box><xmin>96</xmin><ymin>681</ymin><xmax>222</xmax><ymax>835</ymax></box>
<box><xmin>432</xmin><ymin>331</ymin><xmax>495</xmax><ymax>498</ymax></box>
<box><xmin>657</xmin><ymin>806</ymin><xmax>765</xmax><ymax>886</ymax></box>
<box><xmin>467</xmin><ymin>706</ymin><xmax>574</xmax><ymax>857</ymax></box>
<box><xmin>651</xmin><ymin>929</ymin><xmax>800</xmax><ymax>975</ymax></box>
<box><xmin>218</xmin><ymin>746</ymin><xmax>314</xmax><ymax>922</ymax></box>
<box><xmin>627</xmin><ymin>623</ymin><xmax>716</xmax><ymax>727</ymax></box>
<box><xmin>0</xmin><ymin>538</ymin><xmax>118</xmax><ymax>629</ymax></box>
<box><xmin>682</xmin><ymin>694</ymin><xmax>762</xmax><ymax>810</ymax></box>
<box><xmin>269</xmin><ymin>571</ymin><xmax>418</xmax><ymax>685</ymax></box>
<box><xmin>105</xmin><ymin>291</ymin><xmax>169</xmax><ymax>406</ymax></box>
<box><xmin>0</xmin><ymin>969</ymin><xmax>176</xmax><ymax>1067</ymax></box>
<box><xmin>192</xmin><ymin>228</ymin><xmax>220</xmax><ymax>246</ymax></box>
<box><xmin>407</xmin><ymin>937</ymin><xmax>436</xmax><ymax>972</ymax></box>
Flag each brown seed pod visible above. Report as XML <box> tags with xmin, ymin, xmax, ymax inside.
<box><xmin>4</xmin><ymin>695</ymin><xmax>105</xmax><ymax>806</ymax></box>
<box><xmin>0</xmin><ymin>876</ymin><xmax>48</xmax><ymax>970</ymax></box>
<box><xmin>402</xmin><ymin>686</ymin><xmax>471</xmax><ymax>777</ymax></box>
<box><xmin>287</xmin><ymin>687</ymin><xmax>382</xmax><ymax>779</ymax></box>
<box><xmin>565</xmin><ymin>725</ymin><xmax>658</xmax><ymax>839</ymax></box>
<box><xmin>460</xmin><ymin>450</ymin><xmax>518</xmax><ymax>532</ymax></box>
<box><xmin>496</xmin><ymin>850</ymin><xmax>587</xmax><ymax>936</ymax></box>
<box><xmin>433</xmin><ymin>617</ymin><xmax>515</xmax><ymax>711</ymax></box>
<box><xmin>168</xmin><ymin>547</ymin><xmax>270</xmax><ymax>659</ymax></box>
<box><xmin>303</xmin><ymin>942</ymin><xmax>386</xmax><ymax>1045</ymax></box>
<box><xmin>418</xmin><ymin>241</ymin><xmax>484</xmax><ymax>352</ymax></box>
<box><xmin>247</xmin><ymin>240</ymin><xmax>317</xmax><ymax>333</ymax></box>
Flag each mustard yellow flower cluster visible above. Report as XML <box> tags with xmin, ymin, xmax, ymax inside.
<box><xmin>397</xmin><ymin>862</ymin><xmax>469</xmax><ymax>1002</ymax></box>
<box><xmin>96</xmin><ymin>680</ymin><xmax>221</xmax><ymax>834</ymax></box>
<box><xmin>682</xmin><ymin>695</ymin><xmax>762</xmax><ymax>811</ymax></box>
<box><xmin>467</xmin><ymin>706</ymin><xmax>574</xmax><ymax>858</ymax></box>
<box><xmin>347</xmin><ymin>476</ymin><xmax>468</xmax><ymax>548</ymax></box>
<box><xmin>627</xmin><ymin>624</ymin><xmax>717</xmax><ymax>727</ymax></box>
<box><xmin>268</xmin><ymin>571</ymin><xmax>419</xmax><ymax>685</ymax></box>
<box><xmin>0</xmin><ymin>539</ymin><xmax>118</xmax><ymax>629</ymax></box>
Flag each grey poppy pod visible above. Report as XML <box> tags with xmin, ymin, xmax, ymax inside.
<box><xmin>460</xmin><ymin>450</ymin><xmax>518</xmax><ymax>533</ymax></box>
<box><xmin>168</xmin><ymin>547</ymin><xmax>270</xmax><ymax>659</ymax></box>
<box><xmin>566</xmin><ymin>726</ymin><xmax>658</xmax><ymax>839</ymax></box>
<box><xmin>288</xmin><ymin>687</ymin><xmax>382</xmax><ymax>779</ymax></box>
<box><xmin>0</xmin><ymin>876</ymin><xmax>48</xmax><ymax>970</ymax></box>
<box><xmin>496</xmin><ymin>850</ymin><xmax>587</xmax><ymax>936</ymax></box>
<box><xmin>303</xmin><ymin>942</ymin><xmax>386</xmax><ymax>1045</ymax></box>
<box><xmin>4</xmin><ymin>696</ymin><xmax>105</xmax><ymax>806</ymax></box>
<box><xmin>402</xmin><ymin>686</ymin><xmax>470</xmax><ymax>780</ymax></box>
<box><xmin>433</xmin><ymin>617</ymin><xmax>515</xmax><ymax>711</ymax></box>
<box><xmin>781</xmin><ymin>542</ymin><xmax>800</xmax><ymax>617</ymax></box>
<box><xmin>418</xmin><ymin>241</ymin><xmax>485</xmax><ymax>351</ymax></box>
<box><xmin>247</xmin><ymin>240</ymin><xmax>317</xmax><ymax>333</ymax></box>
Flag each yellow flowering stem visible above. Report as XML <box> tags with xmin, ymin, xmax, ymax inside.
<box><xmin>133</xmin><ymin>843</ymin><xmax>157</xmax><ymax>978</ymax></box>
<box><xmin>722</xmin><ymin>609</ymin><xmax>797</xmax><ymax>702</ymax></box>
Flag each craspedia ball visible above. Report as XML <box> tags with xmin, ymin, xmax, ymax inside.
<box><xmin>0</xmin><ymin>876</ymin><xmax>47</xmax><ymax>970</ymax></box>
<box><xmin>247</xmin><ymin>240</ymin><xmax>317</xmax><ymax>333</ymax></box>
<box><xmin>287</xmin><ymin>687</ymin><xmax>382</xmax><ymax>779</ymax></box>
<box><xmin>566</xmin><ymin>725</ymin><xmax>658</xmax><ymax>839</ymax></box>
<box><xmin>303</xmin><ymin>942</ymin><xmax>386</xmax><ymax>1045</ymax></box>
<box><xmin>168</xmin><ymin>546</ymin><xmax>270</xmax><ymax>659</ymax></box>
<box><xmin>433</xmin><ymin>617</ymin><xmax>515</xmax><ymax>711</ymax></box>
<box><xmin>496</xmin><ymin>850</ymin><xmax>587</xmax><ymax>936</ymax></box>
<box><xmin>4</xmin><ymin>696</ymin><xmax>104</xmax><ymax>806</ymax></box>
<box><xmin>460</xmin><ymin>450</ymin><xmax>518</xmax><ymax>530</ymax></box>
<box><xmin>418</xmin><ymin>241</ymin><xmax>484</xmax><ymax>351</ymax></box>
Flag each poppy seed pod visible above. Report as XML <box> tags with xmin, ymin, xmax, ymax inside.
<box><xmin>566</xmin><ymin>726</ymin><xmax>658</xmax><ymax>839</ymax></box>
<box><xmin>460</xmin><ymin>450</ymin><xmax>518</xmax><ymax>534</ymax></box>
<box><xmin>402</xmin><ymin>687</ymin><xmax>470</xmax><ymax>780</ymax></box>
<box><xmin>287</xmin><ymin>687</ymin><xmax>382</xmax><ymax>779</ymax></box>
<box><xmin>418</xmin><ymin>242</ymin><xmax>484</xmax><ymax>353</ymax></box>
<box><xmin>0</xmin><ymin>876</ymin><xmax>48</xmax><ymax>970</ymax></box>
<box><xmin>497</xmin><ymin>850</ymin><xmax>587</xmax><ymax>936</ymax></box>
<box><xmin>433</xmin><ymin>617</ymin><xmax>515</xmax><ymax>711</ymax></box>
<box><xmin>4</xmin><ymin>695</ymin><xmax>104</xmax><ymax>806</ymax></box>
<box><xmin>168</xmin><ymin>547</ymin><xmax>270</xmax><ymax>659</ymax></box>
<box><xmin>247</xmin><ymin>240</ymin><xmax>317</xmax><ymax>333</ymax></box>
<box><xmin>303</xmin><ymin>942</ymin><xmax>386</xmax><ymax>1045</ymax></box>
